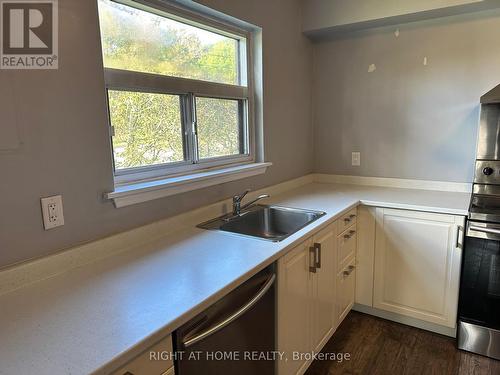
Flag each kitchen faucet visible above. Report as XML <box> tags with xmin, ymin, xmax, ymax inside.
<box><xmin>232</xmin><ymin>189</ymin><xmax>270</xmax><ymax>215</ymax></box>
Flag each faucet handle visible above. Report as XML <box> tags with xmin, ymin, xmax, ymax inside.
<box><xmin>233</xmin><ymin>189</ymin><xmax>251</xmax><ymax>202</ymax></box>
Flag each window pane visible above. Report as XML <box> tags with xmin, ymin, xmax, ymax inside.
<box><xmin>98</xmin><ymin>0</ymin><xmax>241</xmax><ymax>85</ymax></box>
<box><xmin>108</xmin><ymin>90</ymin><xmax>184</xmax><ymax>170</ymax></box>
<box><xmin>196</xmin><ymin>97</ymin><xmax>244</xmax><ymax>159</ymax></box>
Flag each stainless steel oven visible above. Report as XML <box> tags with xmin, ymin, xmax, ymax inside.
<box><xmin>458</xmin><ymin>85</ymin><xmax>500</xmax><ymax>360</ymax></box>
<box><xmin>458</xmin><ymin>222</ymin><xmax>500</xmax><ymax>359</ymax></box>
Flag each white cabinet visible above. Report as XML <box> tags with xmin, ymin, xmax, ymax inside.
<box><xmin>162</xmin><ymin>367</ymin><xmax>175</xmax><ymax>375</ymax></box>
<box><xmin>336</xmin><ymin>256</ymin><xmax>356</xmax><ymax>324</ymax></box>
<box><xmin>355</xmin><ymin>206</ymin><xmax>376</xmax><ymax>306</ymax></box>
<box><xmin>277</xmin><ymin>221</ymin><xmax>338</xmax><ymax>375</ymax></box>
<box><xmin>373</xmin><ymin>208</ymin><xmax>464</xmax><ymax>328</ymax></box>
<box><xmin>277</xmin><ymin>240</ymin><xmax>313</xmax><ymax>375</ymax></box>
<box><xmin>337</xmin><ymin>223</ymin><xmax>356</xmax><ymax>272</ymax></box>
<box><xmin>311</xmin><ymin>224</ymin><xmax>337</xmax><ymax>352</ymax></box>
<box><xmin>337</xmin><ymin>208</ymin><xmax>357</xmax><ymax>234</ymax></box>
<box><xmin>112</xmin><ymin>335</ymin><xmax>175</xmax><ymax>375</ymax></box>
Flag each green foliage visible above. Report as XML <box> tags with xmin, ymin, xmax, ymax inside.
<box><xmin>197</xmin><ymin>98</ymin><xmax>240</xmax><ymax>159</ymax></box>
<box><xmin>108</xmin><ymin>91</ymin><xmax>184</xmax><ymax>168</ymax></box>
<box><xmin>98</xmin><ymin>0</ymin><xmax>242</xmax><ymax>169</ymax></box>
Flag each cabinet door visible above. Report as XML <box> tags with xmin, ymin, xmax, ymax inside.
<box><xmin>337</xmin><ymin>257</ymin><xmax>356</xmax><ymax>324</ymax></box>
<box><xmin>162</xmin><ymin>367</ymin><xmax>175</xmax><ymax>375</ymax></box>
<box><xmin>311</xmin><ymin>223</ymin><xmax>336</xmax><ymax>352</ymax></box>
<box><xmin>373</xmin><ymin>208</ymin><xmax>464</xmax><ymax>327</ymax></box>
<box><xmin>277</xmin><ymin>240</ymin><xmax>313</xmax><ymax>375</ymax></box>
<box><xmin>355</xmin><ymin>206</ymin><xmax>376</xmax><ymax>306</ymax></box>
<box><xmin>112</xmin><ymin>335</ymin><xmax>173</xmax><ymax>375</ymax></box>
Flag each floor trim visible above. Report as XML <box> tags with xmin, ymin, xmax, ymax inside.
<box><xmin>353</xmin><ymin>303</ymin><xmax>457</xmax><ymax>337</ymax></box>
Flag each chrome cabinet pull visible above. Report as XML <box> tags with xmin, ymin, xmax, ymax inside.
<box><xmin>314</xmin><ymin>243</ymin><xmax>321</xmax><ymax>269</ymax></box>
<box><xmin>343</xmin><ymin>230</ymin><xmax>356</xmax><ymax>240</ymax></box>
<box><xmin>309</xmin><ymin>246</ymin><xmax>317</xmax><ymax>273</ymax></box>
<box><xmin>344</xmin><ymin>214</ymin><xmax>356</xmax><ymax>224</ymax></box>
<box><xmin>456</xmin><ymin>225</ymin><xmax>463</xmax><ymax>248</ymax></box>
<box><xmin>343</xmin><ymin>265</ymin><xmax>355</xmax><ymax>277</ymax></box>
<box><xmin>182</xmin><ymin>274</ymin><xmax>276</xmax><ymax>348</ymax></box>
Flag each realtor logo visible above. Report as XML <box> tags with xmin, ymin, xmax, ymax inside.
<box><xmin>1</xmin><ymin>0</ymin><xmax>58</xmax><ymax>69</ymax></box>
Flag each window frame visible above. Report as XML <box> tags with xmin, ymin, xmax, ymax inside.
<box><xmin>100</xmin><ymin>0</ymin><xmax>256</xmax><ymax>186</ymax></box>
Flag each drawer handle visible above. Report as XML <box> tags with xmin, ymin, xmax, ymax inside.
<box><xmin>343</xmin><ymin>265</ymin><xmax>355</xmax><ymax>276</ymax></box>
<box><xmin>343</xmin><ymin>230</ymin><xmax>355</xmax><ymax>240</ymax></box>
<box><xmin>313</xmin><ymin>242</ymin><xmax>321</xmax><ymax>269</ymax></box>
<box><xmin>309</xmin><ymin>246</ymin><xmax>317</xmax><ymax>273</ymax></box>
<box><xmin>349</xmin><ymin>214</ymin><xmax>356</xmax><ymax>219</ymax></box>
<box><xmin>344</xmin><ymin>217</ymin><xmax>351</xmax><ymax>223</ymax></box>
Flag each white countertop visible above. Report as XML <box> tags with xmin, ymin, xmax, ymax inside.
<box><xmin>0</xmin><ymin>182</ymin><xmax>470</xmax><ymax>375</ymax></box>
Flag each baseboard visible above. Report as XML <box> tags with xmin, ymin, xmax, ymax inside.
<box><xmin>313</xmin><ymin>174</ymin><xmax>472</xmax><ymax>193</ymax></box>
<box><xmin>352</xmin><ymin>303</ymin><xmax>457</xmax><ymax>337</ymax></box>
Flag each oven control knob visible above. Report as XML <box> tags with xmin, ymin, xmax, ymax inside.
<box><xmin>483</xmin><ymin>167</ymin><xmax>494</xmax><ymax>176</ymax></box>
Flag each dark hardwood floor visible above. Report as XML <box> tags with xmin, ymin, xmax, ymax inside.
<box><xmin>305</xmin><ymin>311</ymin><xmax>500</xmax><ymax>375</ymax></box>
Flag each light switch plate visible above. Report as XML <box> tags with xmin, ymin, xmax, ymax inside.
<box><xmin>352</xmin><ymin>152</ymin><xmax>361</xmax><ymax>166</ymax></box>
<box><xmin>41</xmin><ymin>195</ymin><xmax>65</xmax><ymax>230</ymax></box>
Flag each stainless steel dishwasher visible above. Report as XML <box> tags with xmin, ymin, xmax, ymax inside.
<box><xmin>173</xmin><ymin>265</ymin><xmax>276</xmax><ymax>374</ymax></box>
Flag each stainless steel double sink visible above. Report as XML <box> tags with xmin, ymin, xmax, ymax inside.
<box><xmin>198</xmin><ymin>205</ymin><xmax>326</xmax><ymax>242</ymax></box>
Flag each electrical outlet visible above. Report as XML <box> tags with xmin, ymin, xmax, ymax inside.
<box><xmin>41</xmin><ymin>195</ymin><xmax>65</xmax><ymax>230</ymax></box>
<box><xmin>352</xmin><ymin>152</ymin><xmax>361</xmax><ymax>166</ymax></box>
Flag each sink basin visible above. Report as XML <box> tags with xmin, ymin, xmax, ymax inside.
<box><xmin>198</xmin><ymin>205</ymin><xmax>326</xmax><ymax>241</ymax></box>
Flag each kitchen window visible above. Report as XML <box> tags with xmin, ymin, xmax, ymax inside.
<box><xmin>98</xmin><ymin>0</ymin><xmax>266</xmax><ymax>200</ymax></box>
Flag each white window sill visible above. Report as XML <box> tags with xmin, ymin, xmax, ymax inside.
<box><xmin>105</xmin><ymin>162</ymin><xmax>272</xmax><ymax>208</ymax></box>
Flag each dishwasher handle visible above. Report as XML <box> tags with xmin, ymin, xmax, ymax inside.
<box><xmin>182</xmin><ymin>273</ymin><xmax>276</xmax><ymax>348</ymax></box>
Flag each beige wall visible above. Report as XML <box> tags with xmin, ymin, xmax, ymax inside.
<box><xmin>0</xmin><ymin>0</ymin><xmax>313</xmax><ymax>268</ymax></box>
<box><xmin>312</xmin><ymin>10</ymin><xmax>500</xmax><ymax>182</ymax></box>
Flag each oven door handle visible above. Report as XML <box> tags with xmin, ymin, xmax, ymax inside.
<box><xmin>469</xmin><ymin>225</ymin><xmax>500</xmax><ymax>235</ymax></box>
<box><xmin>182</xmin><ymin>274</ymin><xmax>276</xmax><ymax>348</ymax></box>
<box><xmin>467</xmin><ymin>225</ymin><xmax>500</xmax><ymax>241</ymax></box>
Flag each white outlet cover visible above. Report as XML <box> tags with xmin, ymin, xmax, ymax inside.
<box><xmin>352</xmin><ymin>152</ymin><xmax>361</xmax><ymax>166</ymax></box>
<box><xmin>41</xmin><ymin>195</ymin><xmax>65</xmax><ymax>230</ymax></box>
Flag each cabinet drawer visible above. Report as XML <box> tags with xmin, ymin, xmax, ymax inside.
<box><xmin>112</xmin><ymin>335</ymin><xmax>174</xmax><ymax>375</ymax></box>
<box><xmin>337</xmin><ymin>224</ymin><xmax>357</xmax><ymax>272</ymax></box>
<box><xmin>337</xmin><ymin>209</ymin><xmax>357</xmax><ymax>234</ymax></box>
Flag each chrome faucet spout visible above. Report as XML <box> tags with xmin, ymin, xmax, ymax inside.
<box><xmin>241</xmin><ymin>194</ymin><xmax>270</xmax><ymax>211</ymax></box>
<box><xmin>232</xmin><ymin>190</ymin><xmax>270</xmax><ymax>215</ymax></box>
